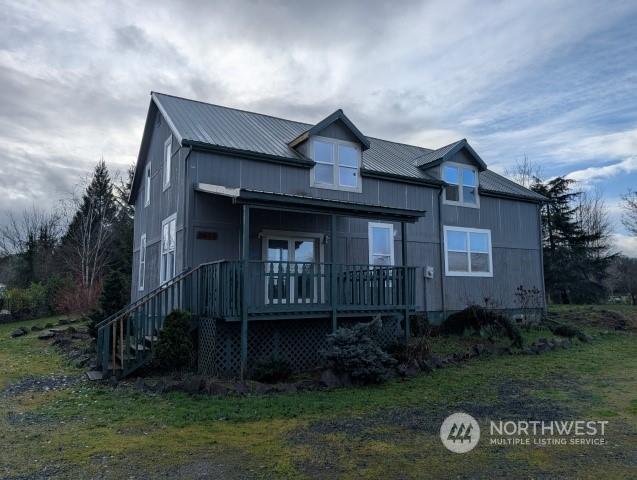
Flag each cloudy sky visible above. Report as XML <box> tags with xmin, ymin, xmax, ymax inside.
<box><xmin>1</xmin><ymin>0</ymin><xmax>636</xmax><ymax>255</ymax></box>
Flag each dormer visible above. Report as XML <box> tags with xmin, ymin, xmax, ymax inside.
<box><xmin>289</xmin><ymin>110</ymin><xmax>370</xmax><ymax>193</ymax></box>
<box><xmin>414</xmin><ymin>139</ymin><xmax>487</xmax><ymax>208</ymax></box>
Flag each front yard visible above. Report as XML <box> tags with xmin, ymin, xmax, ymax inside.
<box><xmin>1</xmin><ymin>306</ymin><xmax>636</xmax><ymax>479</ymax></box>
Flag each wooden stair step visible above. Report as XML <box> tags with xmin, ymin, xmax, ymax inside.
<box><xmin>144</xmin><ymin>335</ymin><xmax>158</xmax><ymax>343</ymax></box>
<box><xmin>129</xmin><ymin>342</ymin><xmax>150</xmax><ymax>352</ymax></box>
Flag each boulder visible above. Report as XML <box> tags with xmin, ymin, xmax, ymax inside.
<box><xmin>233</xmin><ymin>382</ymin><xmax>250</xmax><ymax>395</ymax></box>
<box><xmin>58</xmin><ymin>319</ymin><xmax>70</xmax><ymax>325</ymax></box>
<box><xmin>275</xmin><ymin>382</ymin><xmax>298</xmax><ymax>394</ymax></box>
<box><xmin>73</xmin><ymin>355</ymin><xmax>91</xmax><ymax>368</ymax></box>
<box><xmin>397</xmin><ymin>360</ymin><xmax>419</xmax><ymax>378</ymax></box>
<box><xmin>430</xmin><ymin>356</ymin><xmax>445</xmax><ymax>369</ymax></box>
<box><xmin>38</xmin><ymin>331</ymin><xmax>55</xmax><ymax>340</ymax></box>
<box><xmin>204</xmin><ymin>379</ymin><xmax>233</xmax><ymax>396</ymax></box>
<box><xmin>44</xmin><ymin>323</ymin><xmax>54</xmax><ymax>328</ymax></box>
<box><xmin>11</xmin><ymin>327</ymin><xmax>27</xmax><ymax>338</ymax></box>
<box><xmin>183</xmin><ymin>376</ymin><xmax>204</xmax><ymax>394</ymax></box>
<box><xmin>419</xmin><ymin>359</ymin><xmax>434</xmax><ymax>373</ymax></box>
<box><xmin>31</xmin><ymin>325</ymin><xmax>43</xmax><ymax>332</ymax></box>
<box><xmin>253</xmin><ymin>382</ymin><xmax>275</xmax><ymax>394</ymax></box>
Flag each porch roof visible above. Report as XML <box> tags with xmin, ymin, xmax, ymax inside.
<box><xmin>195</xmin><ymin>183</ymin><xmax>426</xmax><ymax>222</ymax></box>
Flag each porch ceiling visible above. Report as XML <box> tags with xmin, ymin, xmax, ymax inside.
<box><xmin>195</xmin><ymin>183</ymin><xmax>426</xmax><ymax>222</ymax></box>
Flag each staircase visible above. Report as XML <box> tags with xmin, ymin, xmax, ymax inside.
<box><xmin>95</xmin><ymin>260</ymin><xmax>227</xmax><ymax>378</ymax></box>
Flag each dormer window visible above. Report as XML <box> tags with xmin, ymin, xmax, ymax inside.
<box><xmin>311</xmin><ymin>136</ymin><xmax>361</xmax><ymax>192</ymax></box>
<box><xmin>443</xmin><ymin>163</ymin><xmax>479</xmax><ymax>207</ymax></box>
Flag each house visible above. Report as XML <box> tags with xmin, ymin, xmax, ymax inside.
<box><xmin>96</xmin><ymin>92</ymin><xmax>546</xmax><ymax>379</ymax></box>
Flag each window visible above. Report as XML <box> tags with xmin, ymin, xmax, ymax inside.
<box><xmin>138</xmin><ymin>234</ymin><xmax>146</xmax><ymax>291</ymax></box>
<box><xmin>163</xmin><ymin>137</ymin><xmax>172</xmax><ymax>189</ymax></box>
<box><xmin>443</xmin><ymin>163</ymin><xmax>479</xmax><ymax>206</ymax></box>
<box><xmin>144</xmin><ymin>163</ymin><xmax>151</xmax><ymax>206</ymax></box>
<box><xmin>443</xmin><ymin>226</ymin><xmax>492</xmax><ymax>277</ymax></box>
<box><xmin>368</xmin><ymin>222</ymin><xmax>394</xmax><ymax>266</ymax></box>
<box><xmin>311</xmin><ymin>136</ymin><xmax>361</xmax><ymax>191</ymax></box>
<box><xmin>160</xmin><ymin>214</ymin><xmax>177</xmax><ymax>284</ymax></box>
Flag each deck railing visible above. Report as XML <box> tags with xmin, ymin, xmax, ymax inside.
<box><xmin>97</xmin><ymin>260</ymin><xmax>416</xmax><ymax>377</ymax></box>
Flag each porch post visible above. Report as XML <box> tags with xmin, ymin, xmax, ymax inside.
<box><xmin>330</xmin><ymin>214</ymin><xmax>337</xmax><ymax>333</ymax></box>
<box><xmin>240</xmin><ymin>204</ymin><xmax>250</xmax><ymax>380</ymax></box>
<box><xmin>401</xmin><ymin>221</ymin><xmax>410</xmax><ymax>344</ymax></box>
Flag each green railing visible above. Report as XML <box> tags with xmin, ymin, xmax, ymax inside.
<box><xmin>97</xmin><ymin>260</ymin><xmax>416</xmax><ymax>377</ymax></box>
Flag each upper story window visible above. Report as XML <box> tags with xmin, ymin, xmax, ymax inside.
<box><xmin>144</xmin><ymin>162</ymin><xmax>151</xmax><ymax>207</ymax></box>
<box><xmin>444</xmin><ymin>226</ymin><xmax>492</xmax><ymax>277</ymax></box>
<box><xmin>311</xmin><ymin>136</ymin><xmax>361</xmax><ymax>192</ymax></box>
<box><xmin>443</xmin><ymin>163</ymin><xmax>478</xmax><ymax>207</ymax></box>
<box><xmin>163</xmin><ymin>137</ymin><xmax>172</xmax><ymax>190</ymax></box>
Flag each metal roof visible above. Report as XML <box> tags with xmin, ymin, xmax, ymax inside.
<box><xmin>150</xmin><ymin>92</ymin><xmax>544</xmax><ymax>202</ymax></box>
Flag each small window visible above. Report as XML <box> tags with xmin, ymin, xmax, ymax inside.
<box><xmin>160</xmin><ymin>214</ymin><xmax>177</xmax><ymax>284</ymax></box>
<box><xmin>443</xmin><ymin>163</ymin><xmax>479</xmax><ymax>206</ymax></box>
<box><xmin>144</xmin><ymin>163</ymin><xmax>151</xmax><ymax>206</ymax></box>
<box><xmin>138</xmin><ymin>234</ymin><xmax>146</xmax><ymax>291</ymax></box>
<box><xmin>368</xmin><ymin>222</ymin><xmax>394</xmax><ymax>266</ymax></box>
<box><xmin>444</xmin><ymin>227</ymin><xmax>492</xmax><ymax>277</ymax></box>
<box><xmin>311</xmin><ymin>136</ymin><xmax>361</xmax><ymax>192</ymax></box>
<box><xmin>163</xmin><ymin>137</ymin><xmax>172</xmax><ymax>189</ymax></box>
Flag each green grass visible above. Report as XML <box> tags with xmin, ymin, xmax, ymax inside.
<box><xmin>1</xmin><ymin>308</ymin><xmax>636</xmax><ymax>479</ymax></box>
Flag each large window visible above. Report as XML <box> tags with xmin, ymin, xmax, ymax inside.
<box><xmin>160</xmin><ymin>214</ymin><xmax>177</xmax><ymax>284</ymax></box>
<box><xmin>163</xmin><ymin>137</ymin><xmax>172</xmax><ymax>190</ymax></box>
<box><xmin>368</xmin><ymin>222</ymin><xmax>394</xmax><ymax>266</ymax></box>
<box><xmin>311</xmin><ymin>136</ymin><xmax>361</xmax><ymax>191</ymax></box>
<box><xmin>443</xmin><ymin>163</ymin><xmax>478</xmax><ymax>206</ymax></box>
<box><xmin>144</xmin><ymin>162</ymin><xmax>151</xmax><ymax>206</ymax></box>
<box><xmin>138</xmin><ymin>234</ymin><xmax>146</xmax><ymax>291</ymax></box>
<box><xmin>444</xmin><ymin>227</ymin><xmax>492</xmax><ymax>277</ymax></box>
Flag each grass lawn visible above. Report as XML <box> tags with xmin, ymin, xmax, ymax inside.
<box><xmin>0</xmin><ymin>306</ymin><xmax>635</xmax><ymax>479</ymax></box>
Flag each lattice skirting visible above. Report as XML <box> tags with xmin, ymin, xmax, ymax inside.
<box><xmin>198</xmin><ymin>315</ymin><xmax>405</xmax><ymax>378</ymax></box>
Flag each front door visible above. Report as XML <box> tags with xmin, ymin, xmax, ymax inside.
<box><xmin>264</xmin><ymin>236</ymin><xmax>319</xmax><ymax>304</ymax></box>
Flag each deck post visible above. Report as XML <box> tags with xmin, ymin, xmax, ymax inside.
<box><xmin>330</xmin><ymin>214</ymin><xmax>337</xmax><ymax>333</ymax></box>
<box><xmin>401</xmin><ymin>221</ymin><xmax>410</xmax><ymax>344</ymax></box>
<box><xmin>240</xmin><ymin>205</ymin><xmax>250</xmax><ymax>380</ymax></box>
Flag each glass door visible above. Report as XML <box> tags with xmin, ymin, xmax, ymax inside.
<box><xmin>264</xmin><ymin>236</ymin><xmax>318</xmax><ymax>304</ymax></box>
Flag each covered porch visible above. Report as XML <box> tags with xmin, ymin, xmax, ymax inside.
<box><xmin>195</xmin><ymin>184</ymin><xmax>426</xmax><ymax>377</ymax></box>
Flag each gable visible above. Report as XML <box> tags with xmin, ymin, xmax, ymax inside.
<box><xmin>314</xmin><ymin>118</ymin><xmax>361</xmax><ymax>144</ymax></box>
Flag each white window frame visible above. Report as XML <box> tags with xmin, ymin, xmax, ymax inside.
<box><xmin>163</xmin><ymin>136</ymin><xmax>172</xmax><ymax>190</ymax></box>
<box><xmin>442</xmin><ymin>162</ymin><xmax>480</xmax><ymax>208</ymax></box>
<box><xmin>144</xmin><ymin>162</ymin><xmax>151</xmax><ymax>207</ymax></box>
<box><xmin>138</xmin><ymin>234</ymin><xmax>146</xmax><ymax>291</ymax></box>
<box><xmin>368</xmin><ymin>222</ymin><xmax>395</xmax><ymax>266</ymax></box>
<box><xmin>443</xmin><ymin>226</ymin><xmax>493</xmax><ymax>277</ymax></box>
<box><xmin>310</xmin><ymin>135</ymin><xmax>362</xmax><ymax>193</ymax></box>
<box><xmin>160</xmin><ymin>213</ymin><xmax>177</xmax><ymax>284</ymax></box>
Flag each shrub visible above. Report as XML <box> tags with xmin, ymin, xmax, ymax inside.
<box><xmin>154</xmin><ymin>310</ymin><xmax>194</xmax><ymax>370</ymax></box>
<box><xmin>549</xmin><ymin>323</ymin><xmax>588</xmax><ymax>342</ymax></box>
<box><xmin>320</xmin><ymin>318</ymin><xmax>397</xmax><ymax>384</ymax></box>
<box><xmin>4</xmin><ymin>282</ymin><xmax>50</xmax><ymax>320</ymax></box>
<box><xmin>251</xmin><ymin>355</ymin><xmax>293</xmax><ymax>383</ymax></box>
<box><xmin>441</xmin><ymin>305</ymin><xmax>523</xmax><ymax>348</ymax></box>
<box><xmin>387</xmin><ymin>335</ymin><xmax>431</xmax><ymax>365</ymax></box>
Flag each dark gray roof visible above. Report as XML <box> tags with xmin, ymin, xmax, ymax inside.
<box><xmin>150</xmin><ymin>92</ymin><xmax>544</xmax><ymax>202</ymax></box>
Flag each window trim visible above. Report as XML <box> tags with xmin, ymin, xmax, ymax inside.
<box><xmin>443</xmin><ymin>226</ymin><xmax>493</xmax><ymax>277</ymax></box>
<box><xmin>442</xmin><ymin>162</ymin><xmax>480</xmax><ymax>208</ymax></box>
<box><xmin>163</xmin><ymin>136</ymin><xmax>172</xmax><ymax>191</ymax></box>
<box><xmin>368</xmin><ymin>222</ymin><xmax>395</xmax><ymax>266</ymax></box>
<box><xmin>160</xmin><ymin>213</ymin><xmax>177</xmax><ymax>284</ymax></box>
<box><xmin>310</xmin><ymin>135</ymin><xmax>362</xmax><ymax>193</ymax></box>
<box><xmin>138</xmin><ymin>234</ymin><xmax>146</xmax><ymax>291</ymax></box>
<box><xmin>144</xmin><ymin>162</ymin><xmax>151</xmax><ymax>207</ymax></box>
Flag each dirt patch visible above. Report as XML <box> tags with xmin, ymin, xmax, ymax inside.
<box><xmin>0</xmin><ymin>374</ymin><xmax>83</xmax><ymax>398</ymax></box>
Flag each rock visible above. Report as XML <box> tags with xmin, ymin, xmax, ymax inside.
<box><xmin>11</xmin><ymin>328</ymin><xmax>27</xmax><ymax>338</ymax></box>
<box><xmin>66</xmin><ymin>326</ymin><xmax>77</xmax><ymax>334</ymax></box>
<box><xmin>205</xmin><ymin>379</ymin><xmax>233</xmax><ymax>396</ymax></box>
<box><xmin>419</xmin><ymin>359</ymin><xmax>434</xmax><ymax>373</ymax></box>
<box><xmin>44</xmin><ymin>323</ymin><xmax>54</xmax><ymax>328</ymax></box>
<box><xmin>276</xmin><ymin>383</ymin><xmax>298</xmax><ymax>394</ymax></box>
<box><xmin>68</xmin><ymin>349</ymin><xmax>82</xmax><ymax>359</ymax></box>
<box><xmin>160</xmin><ymin>380</ymin><xmax>184</xmax><ymax>393</ymax></box>
<box><xmin>31</xmin><ymin>325</ymin><xmax>43</xmax><ymax>332</ymax></box>
<box><xmin>397</xmin><ymin>360</ymin><xmax>419</xmax><ymax>378</ymax></box>
<box><xmin>253</xmin><ymin>382</ymin><xmax>275</xmax><ymax>394</ymax></box>
<box><xmin>294</xmin><ymin>379</ymin><xmax>318</xmax><ymax>391</ymax></box>
<box><xmin>58</xmin><ymin>319</ymin><xmax>70</xmax><ymax>325</ymax></box>
<box><xmin>183</xmin><ymin>376</ymin><xmax>204</xmax><ymax>394</ymax></box>
<box><xmin>73</xmin><ymin>355</ymin><xmax>91</xmax><ymax>368</ymax></box>
<box><xmin>109</xmin><ymin>376</ymin><xmax>119</xmax><ymax>388</ymax></box>
<box><xmin>38</xmin><ymin>331</ymin><xmax>55</xmax><ymax>340</ymax></box>
<box><xmin>473</xmin><ymin>344</ymin><xmax>486</xmax><ymax>356</ymax></box>
<box><xmin>319</xmin><ymin>369</ymin><xmax>353</xmax><ymax>388</ymax></box>
<box><xmin>430</xmin><ymin>356</ymin><xmax>445</xmax><ymax>369</ymax></box>
<box><xmin>233</xmin><ymin>382</ymin><xmax>250</xmax><ymax>395</ymax></box>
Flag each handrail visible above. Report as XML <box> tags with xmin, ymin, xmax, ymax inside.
<box><xmin>96</xmin><ymin>259</ymin><xmax>227</xmax><ymax>330</ymax></box>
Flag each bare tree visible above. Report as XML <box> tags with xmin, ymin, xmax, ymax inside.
<box><xmin>575</xmin><ymin>187</ymin><xmax>615</xmax><ymax>260</ymax></box>
<box><xmin>609</xmin><ymin>256</ymin><xmax>637</xmax><ymax>305</ymax></box>
<box><xmin>622</xmin><ymin>189</ymin><xmax>637</xmax><ymax>236</ymax></box>
<box><xmin>0</xmin><ymin>206</ymin><xmax>63</xmax><ymax>256</ymax></box>
<box><xmin>504</xmin><ymin>154</ymin><xmax>544</xmax><ymax>187</ymax></box>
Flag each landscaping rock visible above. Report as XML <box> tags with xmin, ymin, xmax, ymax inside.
<box><xmin>73</xmin><ymin>355</ymin><xmax>91</xmax><ymax>368</ymax></box>
<box><xmin>397</xmin><ymin>360</ymin><xmax>420</xmax><ymax>378</ymax></box>
<box><xmin>319</xmin><ymin>369</ymin><xmax>352</xmax><ymax>388</ymax></box>
<box><xmin>10</xmin><ymin>327</ymin><xmax>28</xmax><ymax>338</ymax></box>
<box><xmin>183</xmin><ymin>376</ymin><xmax>204</xmax><ymax>394</ymax></box>
<box><xmin>44</xmin><ymin>323</ymin><xmax>54</xmax><ymax>328</ymax></box>
<box><xmin>419</xmin><ymin>359</ymin><xmax>434</xmax><ymax>373</ymax></box>
<box><xmin>31</xmin><ymin>325</ymin><xmax>43</xmax><ymax>332</ymax></box>
<box><xmin>294</xmin><ymin>379</ymin><xmax>319</xmax><ymax>391</ymax></box>
<box><xmin>430</xmin><ymin>356</ymin><xmax>445</xmax><ymax>369</ymax></box>
<box><xmin>276</xmin><ymin>382</ymin><xmax>298</xmax><ymax>394</ymax></box>
<box><xmin>58</xmin><ymin>319</ymin><xmax>70</xmax><ymax>325</ymax></box>
<box><xmin>233</xmin><ymin>382</ymin><xmax>250</xmax><ymax>395</ymax></box>
<box><xmin>205</xmin><ymin>379</ymin><xmax>233</xmax><ymax>396</ymax></box>
<box><xmin>38</xmin><ymin>331</ymin><xmax>55</xmax><ymax>340</ymax></box>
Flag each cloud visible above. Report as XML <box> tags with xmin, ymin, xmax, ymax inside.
<box><xmin>614</xmin><ymin>234</ymin><xmax>637</xmax><ymax>258</ymax></box>
<box><xmin>566</xmin><ymin>156</ymin><xmax>637</xmax><ymax>183</ymax></box>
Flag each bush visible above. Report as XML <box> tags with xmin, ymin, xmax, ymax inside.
<box><xmin>387</xmin><ymin>335</ymin><xmax>431</xmax><ymax>365</ymax></box>
<box><xmin>4</xmin><ymin>282</ymin><xmax>50</xmax><ymax>320</ymax></box>
<box><xmin>549</xmin><ymin>323</ymin><xmax>588</xmax><ymax>342</ymax></box>
<box><xmin>320</xmin><ymin>318</ymin><xmax>397</xmax><ymax>384</ymax></box>
<box><xmin>251</xmin><ymin>355</ymin><xmax>293</xmax><ymax>383</ymax></box>
<box><xmin>154</xmin><ymin>310</ymin><xmax>194</xmax><ymax>370</ymax></box>
<box><xmin>441</xmin><ymin>305</ymin><xmax>523</xmax><ymax>348</ymax></box>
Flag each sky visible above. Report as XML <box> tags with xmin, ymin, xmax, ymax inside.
<box><xmin>1</xmin><ymin>0</ymin><xmax>636</xmax><ymax>256</ymax></box>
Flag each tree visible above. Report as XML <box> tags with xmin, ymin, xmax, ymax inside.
<box><xmin>504</xmin><ymin>155</ymin><xmax>544</xmax><ymax>188</ymax></box>
<box><xmin>622</xmin><ymin>189</ymin><xmax>637</xmax><ymax>236</ymax></box>
<box><xmin>531</xmin><ymin>177</ymin><xmax>614</xmax><ymax>304</ymax></box>
<box><xmin>608</xmin><ymin>256</ymin><xmax>637</xmax><ymax>305</ymax></box>
<box><xmin>0</xmin><ymin>206</ymin><xmax>63</xmax><ymax>287</ymax></box>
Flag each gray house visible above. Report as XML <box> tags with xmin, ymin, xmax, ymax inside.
<box><xmin>96</xmin><ymin>92</ymin><xmax>545</xmax><ymax>378</ymax></box>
